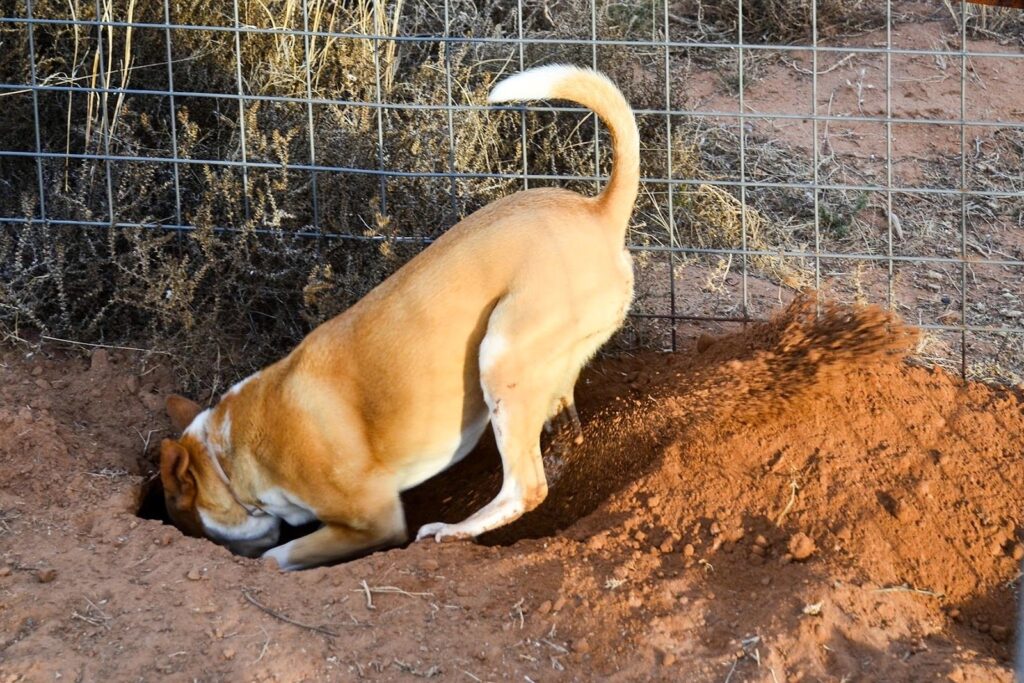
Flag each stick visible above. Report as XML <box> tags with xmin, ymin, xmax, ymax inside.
<box><xmin>873</xmin><ymin>584</ymin><xmax>944</xmax><ymax>598</ymax></box>
<box><xmin>40</xmin><ymin>335</ymin><xmax>172</xmax><ymax>356</ymax></box>
<box><xmin>242</xmin><ymin>589</ymin><xmax>339</xmax><ymax>637</ymax></box>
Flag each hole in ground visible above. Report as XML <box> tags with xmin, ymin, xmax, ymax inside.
<box><xmin>136</xmin><ymin>478</ymin><xmax>322</xmax><ymax>545</ymax></box>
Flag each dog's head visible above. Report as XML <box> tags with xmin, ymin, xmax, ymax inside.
<box><xmin>160</xmin><ymin>395</ymin><xmax>280</xmax><ymax>556</ymax></box>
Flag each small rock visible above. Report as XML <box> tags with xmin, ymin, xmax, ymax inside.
<box><xmin>662</xmin><ymin>652</ymin><xmax>676</xmax><ymax>667</ymax></box>
<box><xmin>537</xmin><ymin>600</ymin><xmax>552</xmax><ymax>615</ymax></box>
<box><xmin>709</xmin><ymin>522</ymin><xmax>722</xmax><ymax>536</ymax></box>
<box><xmin>648</xmin><ymin>495</ymin><xmax>661</xmax><ymax>508</ymax></box>
<box><xmin>125</xmin><ymin>375</ymin><xmax>140</xmax><ymax>394</ymax></box>
<box><xmin>34</xmin><ymin>378</ymin><xmax>51</xmax><ymax>390</ymax></box>
<box><xmin>186</xmin><ymin>568</ymin><xmax>202</xmax><ymax>581</ymax></box>
<box><xmin>552</xmin><ymin>596</ymin><xmax>567</xmax><ymax>612</ymax></box>
<box><xmin>222</xmin><ymin>648</ymin><xmax>236</xmax><ymax>660</ymax></box>
<box><xmin>139</xmin><ymin>392</ymin><xmax>164</xmax><ymax>412</ymax></box>
<box><xmin>695</xmin><ymin>334</ymin><xmax>715</xmax><ymax>353</ymax></box>
<box><xmin>573</xmin><ymin>638</ymin><xmax>591</xmax><ymax>654</ymax></box>
<box><xmin>90</xmin><ymin>349</ymin><xmax>111</xmax><ymax>373</ymax></box>
<box><xmin>1012</xmin><ymin>544</ymin><xmax>1024</xmax><ymax>561</ymax></box>
<box><xmin>947</xmin><ymin>608</ymin><xmax>961</xmax><ymax>621</ymax></box>
<box><xmin>31</xmin><ymin>365</ymin><xmax>43</xmax><ymax>377</ymax></box>
<box><xmin>753</xmin><ymin>534</ymin><xmax>768</xmax><ymax>548</ymax></box>
<box><xmin>0</xmin><ymin>566</ymin><xmax>11</xmax><ymax>577</ymax></box>
<box><xmin>990</xmin><ymin>541</ymin><xmax>1006</xmax><ymax>557</ymax></box>
<box><xmin>682</xmin><ymin>543</ymin><xmax>695</xmax><ymax>557</ymax></box>
<box><xmin>634</xmin><ymin>530</ymin><xmax>647</xmax><ymax>543</ymax></box>
<box><xmin>419</xmin><ymin>558</ymin><xmax>440</xmax><ymax>573</ymax></box>
<box><xmin>455</xmin><ymin>584</ymin><xmax>471</xmax><ymax>597</ymax></box>
<box><xmin>750</xmin><ymin>544</ymin><xmax>765</xmax><ymax>557</ymax></box>
<box><xmin>780</xmin><ymin>553</ymin><xmax>794</xmax><ymax>565</ymax></box>
<box><xmin>990</xmin><ymin>625</ymin><xmax>1009</xmax><ymax>642</ymax></box>
<box><xmin>37</xmin><ymin>568</ymin><xmax>57</xmax><ymax>583</ymax></box>
<box><xmin>787</xmin><ymin>533</ymin><xmax>816</xmax><ymax>561</ymax></box>
<box><xmin>659</xmin><ymin>538</ymin><xmax>674</xmax><ymax>554</ymax></box>
<box><xmin>760</xmin><ymin>577</ymin><xmax>771</xmax><ymax>586</ymax></box>
<box><xmin>723</xmin><ymin>528</ymin><xmax>745</xmax><ymax>543</ymax></box>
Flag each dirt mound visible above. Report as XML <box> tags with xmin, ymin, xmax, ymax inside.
<box><xmin>1</xmin><ymin>302</ymin><xmax>1022</xmax><ymax>681</ymax></box>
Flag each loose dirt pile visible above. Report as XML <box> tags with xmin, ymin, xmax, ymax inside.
<box><xmin>1</xmin><ymin>300</ymin><xmax>1022</xmax><ymax>681</ymax></box>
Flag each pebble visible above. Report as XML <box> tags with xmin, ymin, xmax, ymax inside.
<box><xmin>750</xmin><ymin>544</ymin><xmax>765</xmax><ymax>557</ymax></box>
<box><xmin>723</xmin><ymin>528</ymin><xmax>745</xmax><ymax>543</ymax></box>
<box><xmin>760</xmin><ymin>577</ymin><xmax>771</xmax><ymax>586</ymax></box>
<box><xmin>990</xmin><ymin>625</ymin><xmax>1009</xmax><ymax>642</ymax></box>
<box><xmin>634</xmin><ymin>530</ymin><xmax>646</xmax><ymax>543</ymax></box>
<box><xmin>989</xmin><ymin>541</ymin><xmax>1006</xmax><ymax>557</ymax></box>
<box><xmin>90</xmin><ymin>349</ymin><xmax>111</xmax><ymax>373</ymax></box>
<box><xmin>222</xmin><ymin>648</ymin><xmax>236</xmax><ymax>660</ymax></box>
<box><xmin>709</xmin><ymin>522</ymin><xmax>722</xmax><ymax>536</ymax></box>
<box><xmin>34</xmin><ymin>378</ymin><xmax>50</xmax><ymax>390</ymax></box>
<box><xmin>31</xmin><ymin>365</ymin><xmax>43</xmax><ymax>377</ymax></box>
<box><xmin>573</xmin><ymin>638</ymin><xmax>591</xmax><ymax>654</ymax></box>
<box><xmin>682</xmin><ymin>543</ymin><xmax>695</xmax><ymax>557</ymax></box>
<box><xmin>780</xmin><ymin>553</ymin><xmax>794</xmax><ymax>565</ymax></box>
<box><xmin>419</xmin><ymin>558</ymin><xmax>440</xmax><ymax>573</ymax></box>
<box><xmin>662</xmin><ymin>652</ymin><xmax>676</xmax><ymax>667</ymax></box>
<box><xmin>37</xmin><ymin>568</ymin><xmax>57</xmax><ymax>583</ymax></box>
<box><xmin>787</xmin><ymin>533</ymin><xmax>816</xmax><ymax>561</ymax></box>
<box><xmin>1013</xmin><ymin>544</ymin><xmax>1024</xmax><ymax>561</ymax></box>
<box><xmin>754</xmin><ymin>535</ymin><xmax>768</xmax><ymax>547</ymax></box>
<box><xmin>659</xmin><ymin>539</ymin><xmax>674</xmax><ymax>554</ymax></box>
<box><xmin>0</xmin><ymin>566</ymin><xmax>10</xmax><ymax>577</ymax></box>
<box><xmin>186</xmin><ymin>568</ymin><xmax>202</xmax><ymax>581</ymax></box>
<box><xmin>553</xmin><ymin>596</ymin><xmax>567</xmax><ymax>612</ymax></box>
<box><xmin>537</xmin><ymin>600</ymin><xmax>552</xmax><ymax>615</ymax></box>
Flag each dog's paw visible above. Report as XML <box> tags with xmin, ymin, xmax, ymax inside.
<box><xmin>415</xmin><ymin>522</ymin><xmax>473</xmax><ymax>543</ymax></box>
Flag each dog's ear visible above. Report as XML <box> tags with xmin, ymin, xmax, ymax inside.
<box><xmin>160</xmin><ymin>439</ymin><xmax>196</xmax><ymax>508</ymax></box>
<box><xmin>166</xmin><ymin>394</ymin><xmax>202</xmax><ymax>432</ymax></box>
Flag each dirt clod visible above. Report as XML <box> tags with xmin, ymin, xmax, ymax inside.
<box><xmin>787</xmin><ymin>533</ymin><xmax>816</xmax><ymax>561</ymax></box>
<box><xmin>36</xmin><ymin>568</ymin><xmax>57</xmax><ymax>583</ymax></box>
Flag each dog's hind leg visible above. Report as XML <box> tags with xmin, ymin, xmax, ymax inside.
<box><xmin>416</xmin><ymin>299</ymin><xmax>554</xmax><ymax>542</ymax></box>
<box><xmin>552</xmin><ymin>394</ymin><xmax>583</xmax><ymax>445</ymax></box>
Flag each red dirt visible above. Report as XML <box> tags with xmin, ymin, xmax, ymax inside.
<box><xmin>2</xmin><ymin>300</ymin><xmax>1023</xmax><ymax>681</ymax></box>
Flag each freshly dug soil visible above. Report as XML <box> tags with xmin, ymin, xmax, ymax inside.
<box><xmin>1</xmin><ymin>300</ymin><xmax>1022</xmax><ymax>681</ymax></box>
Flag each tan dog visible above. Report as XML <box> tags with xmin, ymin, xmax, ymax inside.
<box><xmin>159</xmin><ymin>65</ymin><xmax>639</xmax><ymax>570</ymax></box>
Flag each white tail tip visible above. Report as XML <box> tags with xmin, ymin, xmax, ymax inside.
<box><xmin>487</xmin><ymin>64</ymin><xmax>581</xmax><ymax>104</ymax></box>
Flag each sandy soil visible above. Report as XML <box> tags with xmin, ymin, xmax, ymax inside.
<box><xmin>2</xmin><ymin>300</ymin><xmax>1022</xmax><ymax>682</ymax></box>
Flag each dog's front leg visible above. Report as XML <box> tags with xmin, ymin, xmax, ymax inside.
<box><xmin>263</xmin><ymin>499</ymin><xmax>406</xmax><ymax>571</ymax></box>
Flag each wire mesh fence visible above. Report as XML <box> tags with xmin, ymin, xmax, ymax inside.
<box><xmin>1</xmin><ymin>0</ymin><xmax>1023</xmax><ymax>385</ymax></box>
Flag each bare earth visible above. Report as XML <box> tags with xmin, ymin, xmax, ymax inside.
<box><xmin>2</xmin><ymin>300</ymin><xmax>1022</xmax><ymax>682</ymax></box>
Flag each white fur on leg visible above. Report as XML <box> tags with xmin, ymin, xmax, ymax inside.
<box><xmin>415</xmin><ymin>478</ymin><xmax>525</xmax><ymax>542</ymax></box>
<box><xmin>262</xmin><ymin>541</ymin><xmax>302</xmax><ymax>572</ymax></box>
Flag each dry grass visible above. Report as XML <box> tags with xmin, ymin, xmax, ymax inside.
<box><xmin>1</xmin><ymin>0</ymin><xmax>1022</xmax><ymax>390</ymax></box>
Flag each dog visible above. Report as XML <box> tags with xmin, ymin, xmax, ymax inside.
<box><xmin>159</xmin><ymin>64</ymin><xmax>639</xmax><ymax>570</ymax></box>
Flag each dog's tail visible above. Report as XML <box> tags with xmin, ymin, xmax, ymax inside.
<box><xmin>488</xmin><ymin>65</ymin><xmax>639</xmax><ymax>241</ymax></box>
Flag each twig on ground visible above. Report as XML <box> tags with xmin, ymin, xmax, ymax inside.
<box><xmin>351</xmin><ymin>583</ymin><xmax>434</xmax><ymax>603</ymax></box>
<box><xmin>775</xmin><ymin>479</ymin><xmax>800</xmax><ymax>525</ymax></box>
<box><xmin>242</xmin><ymin>589</ymin><xmax>339</xmax><ymax>637</ymax></box>
<box><xmin>873</xmin><ymin>584</ymin><xmax>945</xmax><ymax>598</ymax></box>
<box><xmin>39</xmin><ymin>335</ymin><xmax>172</xmax><ymax>356</ymax></box>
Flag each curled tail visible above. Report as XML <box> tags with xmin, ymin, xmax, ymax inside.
<box><xmin>488</xmin><ymin>65</ymin><xmax>640</xmax><ymax>243</ymax></box>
